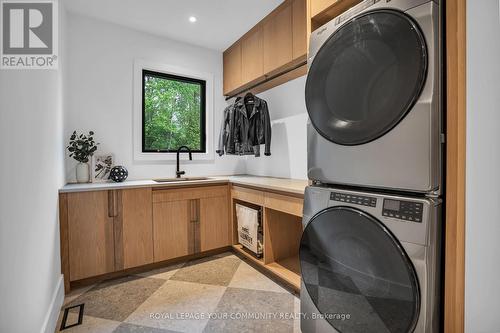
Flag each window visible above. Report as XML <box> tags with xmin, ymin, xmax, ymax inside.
<box><xmin>142</xmin><ymin>69</ymin><xmax>206</xmax><ymax>153</ymax></box>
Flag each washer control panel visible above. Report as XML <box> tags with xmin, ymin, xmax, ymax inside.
<box><xmin>382</xmin><ymin>199</ymin><xmax>423</xmax><ymax>223</ymax></box>
<box><xmin>330</xmin><ymin>192</ymin><xmax>377</xmax><ymax>207</ymax></box>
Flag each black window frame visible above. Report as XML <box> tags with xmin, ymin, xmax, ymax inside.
<box><xmin>142</xmin><ymin>69</ymin><xmax>207</xmax><ymax>153</ymax></box>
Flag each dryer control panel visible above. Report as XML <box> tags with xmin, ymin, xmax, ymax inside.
<box><xmin>382</xmin><ymin>199</ymin><xmax>423</xmax><ymax>223</ymax></box>
<box><xmin>330</xmin><ymin>192</ymin><xmax>377</xmax><ymax>207</ymax></box>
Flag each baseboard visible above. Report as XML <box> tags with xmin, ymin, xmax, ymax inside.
<box><xmin>40</xmin><ymin>274</ymin><xmax>64</xmax><ymax>333</ymax></box>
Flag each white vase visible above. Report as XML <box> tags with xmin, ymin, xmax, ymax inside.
<box><xmin>76</xmin><ymin>162</ymin><xmax>90</xmax><ymax>183</ymax></box>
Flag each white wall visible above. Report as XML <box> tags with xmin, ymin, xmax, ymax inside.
<box><xmin>65</xmin><ymin>13</ymin><xmax>245</xmax><ymax>182</ymax></box>
<box><xmin>465</xmin><ymin>0</ymin><xmax>500</xmax><ymax>332</ymax></box>
<box><xmin>0</xmin><ymin>2</ymin><xmax>66</xmax><ymax>332</ymax></box>
<box><xmin>245</xmin><ymin>76</ymin><xmax>308</xmax><ymax>180</ymax></box>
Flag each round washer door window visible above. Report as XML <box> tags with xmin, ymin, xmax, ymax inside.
<box><xmin>305</xmin><ymin>10</ymin><xmax>427</xmax><ymax>145</ymax></box>
<box><xmin>299</xmin><ymin>207</ymin><xmax>420</xmax><ymax>332</ymax></box>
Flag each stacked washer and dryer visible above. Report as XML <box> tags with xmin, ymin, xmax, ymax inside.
<box><xmin>300</xmin><ymin>0</ymin><xmax>443</xmax><ymax>332</ymax></box>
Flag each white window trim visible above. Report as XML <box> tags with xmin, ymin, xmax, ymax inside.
<box><xmin>133</xmin><ymin>59</ymin><xmax>215</xmax><ymax>161</ymax></box>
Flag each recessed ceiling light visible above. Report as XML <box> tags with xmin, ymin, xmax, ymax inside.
<box><xmin>189</xmin><ymin>16</ymin><xmax>197</xmax><ymax>23</ymax></box>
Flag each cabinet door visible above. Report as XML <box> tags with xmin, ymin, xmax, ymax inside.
<box><xmin>241</xmin><ymin>26</ymin><xmax>264</xmax><ymax>84</ymax></box>
<box><xmin>292</xmin><ymin>0</ymin><xmax>308</xmax><ymax>59</ymax></box>
<box><xmin>116</xmin><ymin>188</ymin><xmax>153</xmax><ymax>270</ymax></box>
<box><xmin>263</xmin><ymin>2</ymin><xmax>293</xmax><ymax>74</ymax></box>
<box><xmin>67</xmin><ymin>191</ymin><xmax>115</xmax><ymax>281</ymax></box>
<box><xmin>223</xmin><ymin>43</ymin><xmax>242</xmax><ymax>95</ymax></box>
<box><xmin>200</xmin><ymin>195</ymin><xmax>230</xmax><ymax>252</ymax></box>
<box><xmin>153</xmin><ymin>200</ymin><xmax>190</xmax><ymax>262</ymax></box>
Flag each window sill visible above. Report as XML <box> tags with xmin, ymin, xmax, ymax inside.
<box><xmin>133</xmin><ymin>151</ymin><xmax>214</xmax><ymax>162</ymax></box>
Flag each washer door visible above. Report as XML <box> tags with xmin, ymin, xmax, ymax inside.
<box><xmin>305</xmin><ymin>10</ymin><xmax>427</xmax><ymax>145</ymax></box>
<box><xmin>299</xmin><ymin>207</ymin><xmax>420</xmax><ymax>333</ymax></box>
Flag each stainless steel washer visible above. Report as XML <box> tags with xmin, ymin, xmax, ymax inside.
<box><xmin>305</xmin><ymin>0</ymin><xmax>442</xmax><ymax>194</ymax></box>
<box><xmin>300</xmin><ymin>186</ymin><xmax>441</xmax><ymax>333</ymax></box>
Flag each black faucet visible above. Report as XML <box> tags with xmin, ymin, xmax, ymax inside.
<box><xmin>176</xmin><ymin>146</ymin><xmax>192</xmax><ymax>178</ymax></box>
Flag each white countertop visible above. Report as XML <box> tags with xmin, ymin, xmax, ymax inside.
<box><xmin>59</xmin><ymin>175</ymin><xmax>309</xmax><ymax>196</ymax></box>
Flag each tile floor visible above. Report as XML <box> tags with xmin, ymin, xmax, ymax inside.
<box><xmin>56</xmin><ymin>252</ymin><xmax>301</xmax><ymax>333</ymax></box>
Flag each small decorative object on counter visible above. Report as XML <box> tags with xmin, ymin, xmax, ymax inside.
<box><xmin>109</xmin><ymin>166</ymin><xmax>128</xmax><ymax>182</ymax></box>
<box><xmin>92</xmin><ymin>154</ymin><xmax>114</xmax><ymax>182</ymax></box>
<box><xmin>66</xmin><ymin>130</ymin><xmax>99</xmax><ymax>183</ymax></box>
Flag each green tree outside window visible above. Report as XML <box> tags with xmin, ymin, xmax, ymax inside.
<box><xmin>143</xmin><ymin>70</ymin><xmax>205</xmax><ymax>152</ymax></box>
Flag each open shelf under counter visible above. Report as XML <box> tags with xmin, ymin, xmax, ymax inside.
<box><xmin>232</xmin><ymin>243</ymin><xmax>265</xmax><ymax>266</ymax></box>
<box><xmin>230</xmin><ymin>184</ymin><xmax>304</xmax><ymax>291</ymax></box>
<box><xmin>266</xmin><ymin>255</ymin><xmax>301</xmax><ymax>290</ymax></box>
<box><xmin>232</xmin><ymin>244</ymin><xmax>301</xmax><ymax>291</ymax></box>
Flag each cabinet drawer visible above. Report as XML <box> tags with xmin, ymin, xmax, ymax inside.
<box><xmin>264</xmin><ymin>192</ymin><xmax>303</xmax><ymax>217</ymax></box>
<box><xmin>231</xmin><ymin>186</ymin><xmax>264</xmax><ymax>205</ymax></box>
<box><xmin>153</xmin><ymin>185</ymin><xmax>228</xmax><ymax>203</ymax></box>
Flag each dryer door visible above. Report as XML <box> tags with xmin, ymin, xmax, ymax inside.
<box><xmin>305</xmin><ymin>10</ymin><xmax>427</xmax><ymax>145</ymax></box>
<box><xmin>299</xmin><ymin>207</ymin><xmax>420</xmax><ymax>333</ymax></box>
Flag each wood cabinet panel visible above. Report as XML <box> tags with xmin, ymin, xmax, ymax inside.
<box><xmin>311</xmin><ymin>0</ymin><xmax>336</xmax><ymax>17</ymax></box>
<box><xmin>200</xmin><ymin>195</ymin><xmax>230</xmax><ymax>252</ymax></box>
<box><xmin>223</xmin><ymin>43</ymin><xmax>242</xmax><ymax>94</ymax></box>
<box><xmin>67</xmin><ymin>191</ymin><xmax>115</xmax><ymax>281</ymax></box>
<box><xmin>117</xmin><ymin>188</ymin><xmax>153</xmax><ymax>270</ymax></box>
<box><xmin>153</xmin><ymin>200</ymin><xmax>190</xmax><ymax>262</ymax></box>
<box><xmin>241</xmin><ymin>26</ymin><xmax>264</xmax><ymax>84</ymax></box>
<box><xmin>153</xmin><ymin>186</ymin><xmax>228</xmax><ymax>203</ymax></box>
<box><xmin>310</xmin><ymin>0</ymin><xmax>362</xmax><ymax>30</ymax></box>
<box><xmin>292</xmin><ymin>0</ymin><xmax>309</xmax><ymax>59</ymax></box>
<box><xmin>264</xmin><ymin>192</ymin><xmax>304</xmax><ymax>217</ymax></box>
<box><xmin>231</xmin><ymin>186</ymin><xmax>264</xmax><ymax>206</ymax></box>
<box><xmin>263</xmin><ymin>2</ymin><xmax>293</xmax><ymax>74</ymax></box>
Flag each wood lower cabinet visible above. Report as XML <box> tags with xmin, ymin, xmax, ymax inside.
<box><xmin>152</xmin><ymin>185</ymin><xmax>230</xmax><ymax>261</ymax></box>
<box><xmin>66</xmin><ymin>191</ymin><xmax>115</xmax><ymax>281</ymax></box>
<box><xmin>153</xmin><ymin>200</ymin><xmax>190</xmax><ymax>262</ymax></box>
<box><xmin>117</xmin><ymin>188</ymin><xmax>154</xmax><ymax>270</ymax></box>
<box><xmin>200</xmin><ymin>196</ymin><xmax>230</xmax><ymax>252</ymax></box>
<box><xmin>61</xmin><ymin>184</ymin><xmax>231</xmax><ymax>291</ymax></box>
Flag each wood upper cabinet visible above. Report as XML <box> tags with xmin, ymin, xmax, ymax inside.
<box><xmin>67</xmin><ymin>191</ymin><xmax>115</xmax><ymax>281</ymax></box>
<box><xmin>241</xmin><ymin>25</ymin><xmax>264</xmax><ymax>85</ymax></box>
<box><xmin>263</xmin><ymin>2</ymin><xmax>293</xmax><ymax>74</ymax></box>
<box><xmin>153</xmin><ymin>199</ymin><xmax>190</xmax><ymax>262</ymax></box>
<box><xmin>116</xmin><ymin>188</ymin><xmax>153</xmax><ymax>270</ymax></box>
<box><xmin>223</xmin><ymin>43</ymin><xmax>242</xmax><ymax>95</ymax></box>
<box><xmin>200</xmin><ymin>194</ymin><xmax>230</xmax><ymax>252</ymax></box>
<box><xmin>223</xmin><ymin>0</ymin><xmax>310</xmax><ymax>96</ymax></box>
<box><xmin>293</xmin><ymin>0</ymin><xmax>309</xmax><ymax>59</ymax></box>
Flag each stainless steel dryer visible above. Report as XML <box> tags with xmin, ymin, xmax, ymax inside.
<box><xmin>306</xmin><ymin>0</ymin><xmax>442</xmax><ymax>194</ymax></box>
<box><xmin>300</xmin><ymin>186</ymin><xmax>441</xmax><ymax>333</ymax></box>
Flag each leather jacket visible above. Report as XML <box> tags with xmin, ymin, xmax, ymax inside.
<box><xmin>216</xmin><ymin>98</ymin><xmax>255</xmax><ymax>156</ymax></box>
<box><xmin>233</xmin><ymin>96</ymin><xmax>271</xmax><ymax>157</ymax></box>
<box><xmin>216</xmin><ymin>103</ymin><xmax>237</xmax><ymax>156</ymax></box>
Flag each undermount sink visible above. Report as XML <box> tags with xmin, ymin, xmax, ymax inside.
<box><xmin>153</xmin><ymin>177</ymin><xmax>210</xmax><ymax>183</ymax></box>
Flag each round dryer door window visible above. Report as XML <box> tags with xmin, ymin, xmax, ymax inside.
<box><xmin>305</xmin><ymin>10</ymin><xmax>427</xmax><ymax>145</ymax></box>
<box><xmin>299</xmin><ymin>207</ymin><xmax>420</xmax><ymax>332</ymax></box>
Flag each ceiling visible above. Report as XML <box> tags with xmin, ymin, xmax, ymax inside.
<box><xmin>64</xmin><ymin>0</ymin><xmax>284</xmax><ymax>51</ymax></box>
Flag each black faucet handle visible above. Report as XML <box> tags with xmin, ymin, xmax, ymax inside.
<box><xmin>176</xmin><ymin>170</ymin><xmax>185</xmax><ymax>178</ymax></box>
